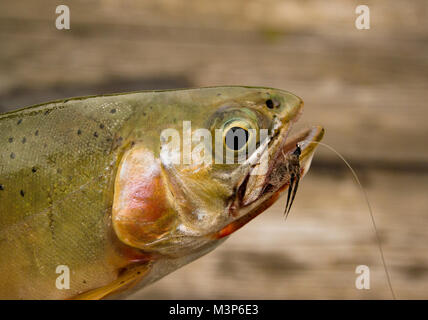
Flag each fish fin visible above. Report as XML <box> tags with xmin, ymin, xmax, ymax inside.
<box><xmin>71</xmin><ymin>263</ymin><xmax>151</xmax><ymax>300</ymax></box>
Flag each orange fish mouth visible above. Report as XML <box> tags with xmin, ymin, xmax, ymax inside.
<box><xmin>212</xmin><ymin>125</ymin><xmax>324</xmax><ymax>239</ymax></box>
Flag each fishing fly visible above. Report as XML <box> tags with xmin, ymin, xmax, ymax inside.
<box><xmin>284</xmin><ymin>145</ymin><xmax>301</xmax><ymax>219</ymax></box>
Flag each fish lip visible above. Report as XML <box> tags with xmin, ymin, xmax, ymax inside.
<box><xmin>238</xmin><ymin>124</ymin><xmax>324</xmax><ymax>208</ymax></box>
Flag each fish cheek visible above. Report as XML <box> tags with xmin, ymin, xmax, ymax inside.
<box><xmin>112</xmin><ymin>147</ymin><xmax>177</xmax><ymax>250</ymax></box>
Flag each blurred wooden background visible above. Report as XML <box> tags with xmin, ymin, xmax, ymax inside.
<box><xmin>0</xmin><ymin>0</ymin><xmax>427</xmax><ymax>299</ymax></box>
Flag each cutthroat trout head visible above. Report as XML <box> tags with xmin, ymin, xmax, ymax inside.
<box><xmin>112</xmin><ymin>87</ymin><xmax>324</xmax><ymax>257</ymax></box>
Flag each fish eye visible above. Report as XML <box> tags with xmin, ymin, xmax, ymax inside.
<box><xmin>224</xmin><ymin>126</ymin><xmax>249</xmax><ymax>151</ymax></box>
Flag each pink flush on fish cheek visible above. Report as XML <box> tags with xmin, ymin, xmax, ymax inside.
<box><xmin>112</xmin><ymin>146</ymin><xmax>177</xmax><ymax>249</ymax></box>
<box><xmin>127</xmin><ymin>177</ymin><xmax>164</xmax><ymax>222</ymax></box>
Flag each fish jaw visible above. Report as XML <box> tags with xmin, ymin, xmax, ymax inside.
<box><xmin>212</xmin><ymin>125</ymin><xmax>324</xmax><ymax>239</ymax></box>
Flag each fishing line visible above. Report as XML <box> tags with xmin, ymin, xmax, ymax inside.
<box><xmin>300</xmin><ymin>140</ymin><xmax>396</xmax><ymax>299</ymax></box>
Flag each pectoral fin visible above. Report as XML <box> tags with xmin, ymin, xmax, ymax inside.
<box><xmin>72</xmin><ymin>262</ymin><xmax>151</xmax><ymax>300</ymax></box>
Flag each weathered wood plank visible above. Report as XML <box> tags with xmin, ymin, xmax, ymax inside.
<box><xmin>0</xmin><ymin>0</ymin><xmax>427</xmax><ymax>299</ymax></box>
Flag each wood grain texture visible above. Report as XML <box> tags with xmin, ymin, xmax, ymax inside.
<box><xmin>0</xmin><ymin>0</ymin><xmax>427</xmax><ymax>299</ymax></box>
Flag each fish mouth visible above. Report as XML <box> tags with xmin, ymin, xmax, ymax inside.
<box><xmin>211</xmin><ymin>122</ymin><xmax>323</xmax><ymax>239</ymax></box>
<box><xmin>240</xmin><ymin>124</ymin><xmax>324</xmax><ymax>208</ymax></box>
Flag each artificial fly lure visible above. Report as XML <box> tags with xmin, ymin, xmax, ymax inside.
<box><xmin>284</xmin><ymin>144</ymin><xmax>301</xmax><ymax>218</ymax></box>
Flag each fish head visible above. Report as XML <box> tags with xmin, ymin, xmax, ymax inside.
<box><xmin>112</xmin><ymin>87</ymin><xmax>324</xmax><ymax>257</ymax></box>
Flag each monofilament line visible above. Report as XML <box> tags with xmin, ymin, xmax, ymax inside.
<box><xmin>304</xmin><ymin>140</ymin><xmax>396</xmax><ymax>299</ymax></box>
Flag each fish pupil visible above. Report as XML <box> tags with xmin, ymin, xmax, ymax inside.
<box><xmin>225</xmin><ymin>127</ymin><xmax>249</xmax><ymax>150</ymax></box>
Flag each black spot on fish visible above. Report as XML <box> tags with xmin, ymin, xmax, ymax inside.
<box><xmin>0</xmin><ymin>184</ymin><xmax>4</xmax><ymax>191</ymax></box>
<box><xmin>143</xmin><ymin>112</ymin><xmax>146</xmax><ymax>116</ymax></box>
<box><xmin>266</xmin><ymin>99</ymin><xmax>274</xmax><ymax>109</ymax></box>
<box><xmin>44</xmin><ymin>110</ymin><xmax>50</xmax><ymax>116</ymax></box>
<box><xmin>77</xmin><ymin>129</ymin><xmax>82</xmax><ymax>135</ymax></box>
<box><xmin>82</xmin><ymin>280</ymin><xmax>87</xmax><ymax>284</ymax></box>
<box><xmin>8</xmin><ymin>137</ymin><xmax>13</xmax><ymax>143</ymax></box>
<box><xmin>22</xmin><ymin>137</ymin><xmax>26</xmax><ymax>144</ymax></box>
<box><xmin>10</xmin><ymin>153</ymin><xmax>15</xmax><ymax>159</ymax></box>
<box><xmin>32</xmin><ymin>167</ymin><xmax>37</xmax><ymax>173</ymax></box>
<box><xmin>217</xmin><ymin>93</ymin><xmax>222</xmax><ymax>96</ymax></box>
<box><xmin>93</xmin><ymin>132</ymin><xmax>99</xmax><ymax>138</ymax></box>
<box><xmin>110</xmin><ymin>108</ymin><xmax>116</xmax><ymax>114</ymax></box>
<box><xmin>99</xmin><ymin>124</ymin><xmax>105</xmax><ymax>129</ymax></box>
<box><xmin>120</xmin><ymin>281</ymin><xmax>124</xmax><ymax>284</ymax></box>
<box><xmin>17</xmin><ymin>119</ymin><xmax>22</xmax><ymax>125</ymax></box>
<box><xmin>20</xmin><ymin>190</ymin><xmax>25</xmax><ymax>197</ymax></box>
<box><xmin>35</xmin><ymin>130</ymin><xmax>39</xmax><ymax>136</ymax></box>
<box><xmin>57</xmin><ymin>168</ymin><xmax>62</xmax><ymax>174</ymax></box>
